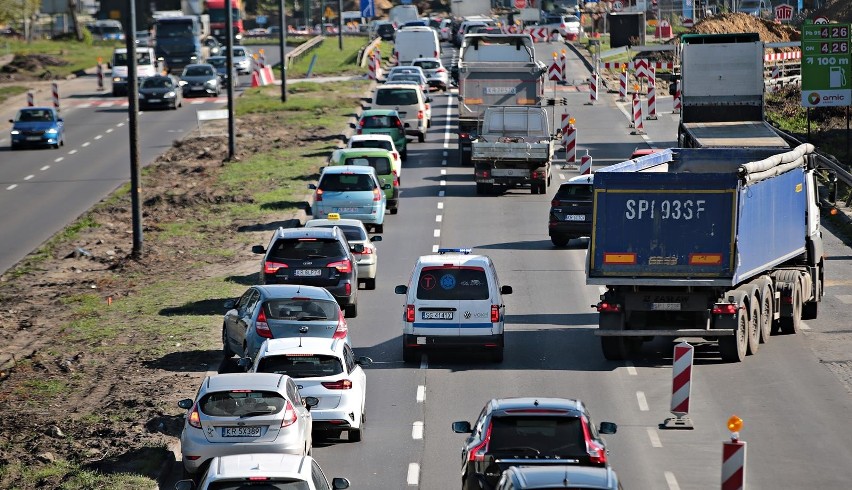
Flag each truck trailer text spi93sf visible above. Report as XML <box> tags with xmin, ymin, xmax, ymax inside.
<box><xmin>587</xmin><ymin>144</ymin><xmax>825</xmax><ymax>362</ymax></box>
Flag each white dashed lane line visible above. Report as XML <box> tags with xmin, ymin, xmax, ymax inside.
<box><xmin>24</xmin><ymin>175</ymin><xmax>34</xmax><ymax>181</ymax></box>
<box><xmin>416</xmin><ymin>385</ymin><xmax>425</xmax><ymax>402</ymax></box>
<box><xmin>437</xmin><ymin>202</ymin><xmax>443</xmax><ymax>209</ymax></box>
<box><xmin>440</xmin><ymin>169</ymin><xmax>446</xmax><ymax>175</ymax></box>
<box><xmin>441</xmin><ymin>159</ymin><xmax>447</xmax><ymax>166</ymax></box>
<box><xmin>636</xmin><ymin>391</ymin><xmax>649</xmax><ymax>411</ymax></box>
<box><xmin>438</xmin><ymin>190</ymin><xmax>445</xmax><ymax>197</ymax></box>
<box><xmin>559</xmin><ymin>173</ymin><xmax>565</xmax><ymax>180</ymax></box>
<box><xmin>432</xmin><ymin>244</ymin><xmax>439</xmax><ymax>253</ymax></box>
<box><xmin>105</xmin><ymin>128</ymin><xmax>113</xmax><ymax>133</ymax></box>
<box><xmin>647</xmin><ymin>428</ymin><xmax>662</xmax><ymax>448</ymax></box>
<box><xmin>81</xmin><ymin>142</ymin><xmax>90</xmax><ymax>147</ymax></box>
<box><xmin>94</xmin><ymin>134</ymin><xmax>103</xmax><ymax>140</ymax></box>
<box><xmin>412</xmin><ymin>421</ymin><xmax>424</xmax><ymax>440</ymax></box>
<box><xmin>407</xmin><ymin>463</ymin><xmax>420</xmax><ymax>486</ymax></box>
<box><xmin>6</xmin><ymin>184</ymin><xmax>17</xmax><ymax>190</ymax></box>
<box><xmin>117</xmin><ymin>122</ymin><xmax>124</xmax><ymax>127</ymax></box>
<box><xmin>625</xmin><ymin>361</ymin><xmax>637</xmax><ymax>376</ymax></box>
<box><xmin>440</xmin><ymin>179</ymin><xmax>446</xmax><ymax>186</ymax></box>
<box><xmin>41</xmin><ymin>165</ymin><xmax>50</xmax><ymax>171</ymax></box>
<box><xmin>434</xmin><ymin>229</ymin><xmax>441</xmax><ymax>237</ymax></box>
<box><xmin>54</xmin><ymin>157</ymin><xmax>63</xmax><ymax>163</ymax></box>
<box><xmin>436</xmin><ymin>215</ymin><xmax>442</xmax><ymax>222</ymax></box>
<box><xmin>664</xmin><ymin>471</ymin><xmax>680</xmax><ymax>490</ymax></box>
<box><xmin>68</xmin><ymin>149</ymin><xmax>77</xmax><ymax>154</ymax></box>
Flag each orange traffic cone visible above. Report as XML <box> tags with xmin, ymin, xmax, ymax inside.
<box><xmin>251</xmin><ymin>70</ymin><xmax>261</xmax><ymax>87</ymax></box>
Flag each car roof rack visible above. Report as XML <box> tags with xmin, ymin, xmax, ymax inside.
<box><xmin>437</xmin><ymin>248</ymin><xmax>472</xmax><ymax>255</ymax></box>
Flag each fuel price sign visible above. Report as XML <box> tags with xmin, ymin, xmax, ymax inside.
<box><xmin>801</xmin><ymin>23</ymin><xmax>851</xmax><ymax>107</ymax></box>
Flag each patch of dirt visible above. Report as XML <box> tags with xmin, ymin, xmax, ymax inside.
<box><xmin>690</xmin><ymin>12</ymin><xmax>800</xmax><ymax>43</ymax></box>
<box><xmin>0</xmin><ymin>107</ymin><xmax>347</xmax><ymax>487</ymax></box>
<box><xmin>0</xmin><ymin>53</ymin><xmax>69</xmax><ymax>81</ymax></box>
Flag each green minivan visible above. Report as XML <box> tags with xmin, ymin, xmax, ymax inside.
<box><xmin>330</xmin><ymin>148</ymin><xmax>400</xmax><ymax>214</ymax></box>
<box><xmin>356</xmin><ymin>109</ymin><xmax>408</xmax><ymax>160</ymax></box>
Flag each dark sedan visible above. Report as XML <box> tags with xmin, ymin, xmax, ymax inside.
<box><xmin>206</xmin><ymin>56</ymin><xmax>238</xmax><ymax>88</ymax></box>
<box><xmin>180</xmin><ymin>63</ymin><xmax>221</xmax><ymax>97</ymax></box>
<box><xmin>9</xmin><ymin>107</ymin><xmax>64</xmax><ymax>149</ymax></box>
<box><xmin>138</xmin><ymin>75</ymin><xmax>183</xmax><ymax>110</ymax></box>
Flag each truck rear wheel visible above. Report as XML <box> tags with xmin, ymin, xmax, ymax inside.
<box><xmin>718</xmin><ymin>309</ymin><xmax>747</xmax><ymax>362</ymax></box>
<box><xmin>779</xmin><ymin>281</ymin><xmax>802</xmax><ymax>335</ymax></box>
<box><xmin>746</xmin><ymin>297</ymin><xmax>760</xmax><ymax>356</ymax></box>
<box><xmin>802</xmin><ymin>277</ymin><xmax>820</xmax><ymax>320</ymax></box>
<box><xmin>759</xmin><ymin>284</ymin><xmax>773</xmax><ymax>343</ymax></box>
<box><xmin>601</xmin><ymin>337</ymin><xmax>628</xmax><ymax>361</ymax></box>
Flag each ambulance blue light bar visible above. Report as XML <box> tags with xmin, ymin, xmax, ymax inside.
<box><xmin>437</xmin><ymin>248</ymin><xmax>472</xmax><ymax>255</ymax></box>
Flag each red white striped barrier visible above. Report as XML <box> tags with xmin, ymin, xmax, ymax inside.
<box><xmin>602</xmin><ymin>62</ymin><xmax>629</xmax><ymax>70</ymax></box>
<box><xmin>27</xmin><ymin>91</ymin><xmax>34</xmax><ymax>106</ymax></box>
<box><xmin>97</xmin><ymin>60</ymin><xmax>104</xmax><ymax>91</ymax></box>
<box><xmin>673</xmin><ymin>80</ymin><xmax>682</xmax><ymax>114</ymax></box>
<box><xmin>764</xmin><ymin>50</ymin><xmax>801</xmax><ymax>62</ymax></box>
<box><xmin>633</xmin><ymin>58</ymin><xmax>651</xmax><ymax>79</ymax></box>
<box><xmin>770</xmin><ymin>65</ymin><xmax>781</xmax><ymax>92</ymax></box>
<box><xmin>579</xmin><ymin>151</ymin><xmax>592</xmax><ymax>175</ymax></box>
<box><xmin>618</xmin><ymin>69</ymin><xmax>627</xmax><ymax>102</ymax></box>
<box><xmin>604</xmin><ymin>61</ymin><xmax>675</xmax><ymax>72</ymax></box>
<box><xmin>548</xmin><ymin>56</ymin><xmax>562</xmax><ymax>82</ymax></box>
<box><xmin>52</xmin><ymin>82</ymin><xmax>59</xmax><ymax>112</ymax></box>
<box><xmin>560</xmin><ymin>50</ymin><xmax>567</xmax><ymax>84</ymax></box>
<box><xmin>652</xmin><ymin>62</ymin><xmax>674</xmax><ymax>70</ymax></box>
<box><xmin>662</xmin><ymin>341</ymin><xmax>694</xmax><ymax>429</ymax></box>
<box><xmin>368</xmin><ymin>52</ymin><xmax>377</xmax><ymax>80</ymax></box>
<box><xmin>722</xmin><ymin>440</ymin><xmax>747</xmax><ymax>490</ymax></box>
<box><xmin>263</xmin><ymin>65</ymin><xmax>275</xmax><ymax>84</ymax></box>
<box><xmin>646</xmin><ymin>66</ymin><xmax>657</xmax><ymax>120</ymax></box>
<box><xmin>258</xmin><ymin>51</ymin><xmax>266</xmax><ymax>69</ymax></box>
<box><xmin>631</xmin><ymin>96</ymin><xmax>645</xmax><ymax>135</ymax></box>
<box><xmin>585</xmin><ymin>72</ymin><xmax>598</xmax><ymax>105</ymax></box>
<box><xmin>523</xmin><ymin>27</ymin><xmax>549</xmax><ymax>43</ymax></box>
<box><xmin>562</xmin><ymin>119</ymin><xmax>576</xmax><ymax>168</ymax></box>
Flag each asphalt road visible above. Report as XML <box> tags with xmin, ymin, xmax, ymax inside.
<box><xmin>299</xmin><ymin>42</ymin><xmax>852</xmax><ymax>489</ymax></box>
<box><xmin>0</xmin><ymin>45</ymin><xmax>287</xmax><ymax>275</ymax></box>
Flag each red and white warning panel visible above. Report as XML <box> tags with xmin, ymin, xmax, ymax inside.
<box><xmin>722</xmin><ymin>415</ymin><xmax>746</xmax><ymax>490</ymax></box>
<box><xmin>662</xmin><ymin>341</ymin><xmax>694</xmax><ymax>429</ymax></box>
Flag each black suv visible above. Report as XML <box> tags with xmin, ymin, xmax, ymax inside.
<box><xmin>452</xmin><ymin>397</ymin><xmax>617</xmax><ymax>490</ymax></box>
<box><xmin>548</xmin><ymin>174</ymin><xmax>594</xmax><ymax>247</ymax></box>
<box><xmin>252</xmin><ymin>227</ymin><xmax>361</xmax><ymax>317</ymax></box>
<box><xmin>376</xmin><ymin>22</ymin><xmax>396</xmax><ymax>41</ymax></box>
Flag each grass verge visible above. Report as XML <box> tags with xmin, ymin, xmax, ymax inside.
<box><xmin>2</xmin><ymin>39</ymin><xmax>119</xmax><ymax>78</ymax></box>
<box><xmin>0</xmin><ymin>85</ymin><xmax>28</xmax><ymax>104</ymax></box>
<box><xmin>287</xmin><ymin>36</ymin><xmax>367</xmax><ymax>77</ymax></box>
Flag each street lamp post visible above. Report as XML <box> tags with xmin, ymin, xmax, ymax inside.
<box><xmin>278</xmin><ymin>0</ymin><xmax>287</xmax><ymax>102</ymax></box>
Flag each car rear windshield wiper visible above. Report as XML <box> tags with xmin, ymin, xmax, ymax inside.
<box><xmin>491</xmin><ymin>446</ymin><xmax>541</xmax><ymax>455</ymax></box>
<box><xmin>239</xmin><ymin>408</ymin><xmax>277</xmax><ymax>417</ymax></box>
<box><xmin>295</xmin><ymin>315</ymin><xmax>327</xmax><ymax>321</ymax></box>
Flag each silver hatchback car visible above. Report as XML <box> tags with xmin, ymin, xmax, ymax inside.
<box><xmin>497</xmin><ymin>465</ymin><xmax>622</xmax><ymax>490</ymax></box>
<box><xmin>177</xmin><ymin>372</ymin><xmax>316</xmax><ymax>476</ymax></box>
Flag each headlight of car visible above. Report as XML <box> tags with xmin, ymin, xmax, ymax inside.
<box><xmin>10</xmin><ymin>129</ymin><xmax>20</xmax><ymax>135</ymax></box>
<box><xmin>138</xmin><ymin>93</ymin><xmax>146</xmax><ymax>99</ymax></box>
<box><xmin>190</xmin><ymin>55</ymin><xmax>198</xmax><ymax>61</ymax></box>
<box><xmin>164</xmin><ymin>91</ymin><xmax>176</xmax><ymax>98</ymax></box>
<box><xmin>113</xmin><ymin>77</ymin><xmax>123</xmax><ymax>82</ymax></box>
<box><xmin>205</xmin><ymin>79</ymin><xmax>217</xmax><ymax>86</ymax></box>
<box><xmin>46</xmin><ymin>128</ymin><xmax>58</xmax><ymax>134</ymax></box>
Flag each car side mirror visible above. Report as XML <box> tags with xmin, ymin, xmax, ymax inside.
<box><xmin>307</xmin><ymin>183</ymin><xmax>317</xmax><ymax>190</ymax></box>
<box><xmin>174</xmin><ymin>480</ymin><xmax>195</xmax><ymax>490</ymax></box>
<box><xmin>383</xmin><ymin>183</ymin><xmax>392</xmax><ymax>190</ymax></box>
<box><xmin>426</xmin><ymin>97</ymin><xmax>433</xmax><ymax>103</ymax></box>
<box><xmin>107</xmin><ymin>62</ymin><xmax>112</xmax><ymax>69</ymax></box>
<box><xmin>501</xmin><ymin>285</ymin><xmax>513</xmax><ymax>295</ymax></box>
<box><xmin>351</xmin><ymin>243</ymin><xmax>365</xmax><ymax>253</ymax></box>
<box><xmin>404</xmin><ymin>122</ymin><xmax>410</xmax><ymax>128</ymax></box>
<box><xmin>304</xmin><ymin>396</ymin><xmax>319</xmax><ymax>409</ymax></box>
<box><xmin>57</xmin><ymin>118</ymin><xmax>63</xmax><ymax>123</ymax></box>
<box><xmin>178</xmin><ymin>80</ymin><xmax>188</xmax><ymax>86</ymax></box>
<box><xmin>8</xmin><ymin>119</ymin><xmax>12</xmax><ymax>123</ymax></box>
<box><xmin>224</xmin><ymin>299</ymin><xmax>236</xmax><ymax>309</ymax></box>
<box><xmin>251</xmin><ymin>245</ymin><xmax>266</xmax><ymax>254</ymax></box>
<box><xmin>237</xmin><ymin>357</ymin><xmax>252</xmax><ymax>369</ymax></box>
<box><xmin>394</xmin><ymin>285</ymin><xmax>408</xmax><ymax>294</ymax></box>
<box><xmin>355</xmin><ymin>356</ymin><xmax>373</xmax><ymax>366</ymax></box>
<box><xmin>177</xmin><ymin>398</ymin><xmax>193</xmax><ymax>409</ymax></box>
<box><xmin>599</xmin><ymin>421</ymin><xmax>617</xmax><ymax>434</ymax></box>
<box><xmin>331</xmin><ymin>478</ymin><xmax>350</xmax><ymax>490</ymax></box>
<box><xmin>452</xmin><ymin>421</ymin><xmax>473</xmax><ymax>433</ymax></box>
<box><xmin>370</xmin><ymin>235</ymin><xmax>382</xmax><ymax>242</ymax></box>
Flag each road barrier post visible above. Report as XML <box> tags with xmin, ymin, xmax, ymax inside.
<box><xmin>579</xmin><ymin>150</ymin><xmax>592</xmax><ymax>175</ymax></box>
<box><xmin>27</xmin><ymin>91</ymin><xmax>34</xmax><ymax>106</ymax></box>
<box><xmin>52</xmin><ymin>82</ymin><xmax>60</xmax><ymax>112</ymax></box>
<box><xmin>662</xmin><ymin>341</ymin><xmax>694</xmax><ymax>429</ymax></box>
<box><xmin>548</xmin><ymin>53</ymin><xmax>561</xmax><ymax>82</ymax></box>
<box><xmin>585</xmin><ymin>72</ymin><xmax>598</xmax><ymax>105</ymax></box>
<box><xmin>560</xmin><ymin>49</ymin><xmax>567</xmax><ymax>84</ymax></box>
<box><xmin>771</xmin><ymin>64</ymin><xmax>781</xmax><ymax>93</ymax></box>
<box><xmin>368</xmin><ymin>52</ymin><xmax>377</xmax><ymax>80</ymax></box>
<box><xmin>562</xmin><ymin>115</ymin><xmax>576</xmax><ymax>169</ymax></box>
<box><xmin>673</xmin><ymin>80</ymin><xmax>682</xmax><ymax>114</ymax></box>
<box><xmin>722</xmin><ymin>415</ymin><xmax>746</xmax><ymax>490</ymax></box>
<box><xmin>631</xmin><ymin>95</ymin><xmax>645</xmax><ymax>135</ymax></box>
<box><xmin>97</xmin><ymin>57</ymin><xmax>104</xmax><ymax>91</ymax></box>
<box><xmin>646</xmin><ymin>66</ymin><xmax>657</xmax><ymax>120</ymax></box>
<box><xmin>618</xmin><ymin>68</ymin><xmax>627</xmax><ymax>102</ymax></box>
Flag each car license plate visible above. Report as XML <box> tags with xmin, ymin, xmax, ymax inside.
<box><xmin>422</xmin><ymin>311</ymin><xmax>453</xmax><ymax>320</ymax></box>
<box><xmin>651</xmin><ymin>303</ymin><xmax>681</xmax><ymax>311</ymax></box>
<box><xmin>193</xmin><ymin>84</ymin><xmax>202</xmax><ymax>88</ymax></box>
<box><xmin>564</xmin><ymin>214</ymin><xmax>585</xmax><ymax>221</ymax></box>
<box><xmin>294</xmin><ymin>269</ymin><xmax>322</xmax><ymax>277</ymax></box>
<box><xmin>479</xmin><ymin>179</ymin><xmax>494</xmax><ymax>184</ymax></box>
<box><xmin>26</xmin><ymin>136</ymin><xmax>42</xmax><ymax>141</ymax></box>
<box><xmin>417</xmin><ymin>336</ymin><xmax>426</xmax><ymax>345</ymax></box>
<box><xmin>222</xmin><ymin>426</ymin><xmax>261</xmax><ymax>437</ymax></box>
<box><xmin>492</xmin><ymin>168</ymin><xmax>529</xmax><ymax>177</ymax></box>
<box><xmin>148</xmin><ymin>98</ymin><xmax>160</xmax><ymax>102</ymax></box>
<box><xmin>334</xmin><ymin>207</ymin><xmax>358</xmax><ymax>213</ymax></box>
<box><xmin>485</xmin><ymin>87</ymin><xmax>517</xmax><ymax>95</ymax></box>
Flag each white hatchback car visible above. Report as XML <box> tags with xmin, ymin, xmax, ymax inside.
<box><xmin>177</xmin><ymin>373</ymin><xmax>316</xmax><ymax>476</ymax></box>
<box><xmin>394</xmin><ymin>248</ymin><xmax>512</xmax><ymax>363</ymax></box>
<box><xmin>246</xmin><ymin>337</ymin><xmax>372</xmax><ymax>442</ymax></box>
<box><xmin>305</xmin><ymin>215</ymin><xmax>382</xmax><ymax>290</ymax></box>
<box><xmin>175</xmin><ymin>453</ymin><xmax>350</xmax><ymax>490</ymax></box>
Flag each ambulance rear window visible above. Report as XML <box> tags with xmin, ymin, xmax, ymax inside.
<box><xmin>416</xmin><ymin>267</ymin><xmax>489</xmax><ymax>300</ymax></box>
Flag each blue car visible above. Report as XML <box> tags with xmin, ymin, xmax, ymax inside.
<box><xmin>309</xmin><ymin>165</ymin><xmax>390</xmax><ymax>233</ymax></box>
<box><xmin>9</xmin><ymin>107</ymin><xmax>64</xmax><ymax>149</ymax></box>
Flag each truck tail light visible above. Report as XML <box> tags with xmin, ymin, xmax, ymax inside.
<box><xmin>255</xmin><ymin>309</ymin><xmax>272</xmax><ymax>338</ymax></box>
<box><xmin>712</xmin><ymin>303</ymin><xmax>741</xmax><ymax>315</ymax></box>
<box><xmin>405</xmin><ymin>304</ymin><xmax>415</xmax><ymax>322</ymax></box>
<box><xmin>491</xmin><ymin>305</ymin><xmax>500</xmax><ymax>322</ymax></box>
<box><xmin>596</xmin><ymin>302</ymin><xmax>621</xmax><ymax>313</ymax></box>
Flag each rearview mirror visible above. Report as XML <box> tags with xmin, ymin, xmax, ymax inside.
<box><xmin>251</xmin><ymin>245</ymin><xmax>266</xmax><ymax>254</ymax></box>
<box><xmin>177</xmin><ymin>398</ymin><xmax>193</xmax><ymax>409</ymax></box>
<box><xmin>383</xmin><ymin>183</ymin><xmax>392</xmax><ymax>190</ymax></box>
<box><xmin>426</xmin><ymin>97</ymin><xmax>433</xmax><ymax>103</ymax></box>
<box><xmin>331</xmin><ymin>478</ymin><xmax>350</xmax><ymax>489</ymax></box>
<box><xmin>370</xmin><ymin>235</ymin><xmax>382</xmax><ymax>242</ymax></box>
<box><xmin>237</xmin><ymin>357</ymin><xmax>252</xmax><ymax>369</ymax></box>
<box><xmin>223</xmin><ymin>299</ymin><xmax>236</xmax><ymax>309</ymax></box>
<box><xmin>501</xmin><ymin>285</ymin><xmax>513</xmax><ymax>295</ymax></box>
<box><xmin>178</xmin><ymin>80</ymin><xmax>187</xmax><ymax>87</ymax></box>
<box><xmin>304</xmin><ymin>396</ymin><xmax>319</xmax><ymax>409</ymax></box>
<box><xmin>394</xmin><ymin>285</ymin><xmax>408</xmax><ymax>294</ymax></box>
<box><xmin>307</xmin><ymin>183</ymin><xmax>317</xmax><ymax>190</ymax></box>
<box><xmin>174</xmin><ymin>480</ymin><xmax>195</xmax><ymax>490</ymax></box>
<box><xmin>452</xmin><ymin>421</ymin><xmax>473</xmax><ymax>433</ymax></box>
<box><xmin>599</xmin><ymin>421</ymin><xmax>617</xmax><ymax>434</ymax></box>
<box><xmin>355</xmin><ymin>356</ymin><xmax>373</xmax><ymax>366</ymax></box>
<box><xmin>404</xmin><ymin>122</ymin><xmax>410</xmax><ymax>128</ymax></box>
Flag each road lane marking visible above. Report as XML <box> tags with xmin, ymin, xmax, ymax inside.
<box><xmin>82</xmin><ymin>142</ymin><xmax>90</xmax><ymax>147</ymax></box>
<box><xmin>68</xmin><ymin>149</ymin><xmax>77</xmax><ymax>154</ymax></box>
<box><xmin>800</xmin><ymin>321</ymin><xmax>811</xmax><ymax>330</ymax></box>
<box><xmin>117</xmin><ymin>122</ymin><xmax>124</xmax><ymax>127</ymax></box>
<box><xmin>647</xmin><ymin>428</ymin><xmax>662</xmax><ymax>447</ymax></box>
<box><xmin>6</xmin><ymin>184</ymin><xmax>17</xmax><ymax>190</ymax></box>
<box><xmin>412</xmin><ymin>421</ymin><xmax>424</xmax><ymax>439</ymax></box>
<box><xmin>440</xmin><ymin>180</ymin><xmax>446</xmax><ymax>186</ymax></box>
<box><xmin>440</xmin><ymin>169</ymin><xmax>446</xmax><ymax>175</ymax></box>
<box><xmin>416</xmin><ymin>385</ymin><xmax>425</xmax><ymax>402</ymax></box>
<box><xmin>105</xmin><ymin>128</ymin><xmax>113</xmax><ymax>133</ymax></box>
<box><xmin>664</xmin><ymin>471</ymin><xmax>680</xmax><ymax>490</ymax></box>
<box><xmin>40</xmin><ymin>165</ymin><xmax>50</xmax><ymax>171</ymax></box>
<box><xmin>432</xmin><ymin>244</ymin><xmax>439</xmax><ymax>253</ymax></box>
<box><xmin>636</xmin><ymin>391</ymin><xmax>649</xmax><ymax>411</ymax></box>
<box><xmin>77</xmin><ymin>103</ymin><xmax>92</xmax><ymax>108</ymax></box>
<box><xmin>442</xmin><ymin>159</ymin><xmax>447</xmax><ymax>166</ymax></box>
<box><xmin>94</xmin><ymin>134</ymin><xmax>103</xmax><ymax>140</ymax></box>
<box><xmin>443</xmin><ymin>93</ymin><xmax>454</xmax><ymax>149</ymax></box>
<box><xmin>54</xmin><ymin>157</ymin><xmax>63</xmax><ymax>163</ymax></box>
<box><xmin>24</xmin><ymin>175</ymin><xmax>34</xmax><ymax>181</ymax></box>
<box><xmin>420</xmin><ymin>356</ymin><xmax>428</xmax><ymax>369</ymax></box>
<box><xmin>438</xmin><ymin>190</ymin><xmax>445</xmax><ymax>197</ymax></box>
<box><xmin>437</xmin><ymin>202</ymin><xmax>443</xmax><ymax>209</ymax></box>
<box><xmin>436</xmin><ymin>215</ymin><xmax>442</xmax><ymax>222</ymax></box>
<box><xmin>559</xmin><ymin>173</ymin><xmax>565</xmax><ymax>180</ymax></box>
<box><xmin>443</xmin><ymin>151</ymin><xmax>447</xmax><ymax>157</ymax></box>
<box><xmin>99</xmin><ymin>102</ymin><xmax>114</xmax><ymax>107</ymax></box>
<box><xmin>625</xmin><ymin>362</ymin><xmax>637</xmax><ymax>376</ymax></box>
<box><xmin>434</xmin><ymin>229</ymin><xmax>441</xmax><ymax>237</ymax></box>
<box><xmin>407</xmin><ymin>463</ymin><xmax>419</xmax><ymax>485</ymax></box>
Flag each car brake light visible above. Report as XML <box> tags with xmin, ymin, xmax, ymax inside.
<box><xmin>280</xmin><ymin>400</ymin><xmax>298</xmax><ymax>427</ymax></box>
<box><xmin>460</xmin><ymin>132</ymin><xmax>469</xmax><ymax>140</ymax></box>
<box><xmin>532</xmin><ymin>171</ymin><xmax>541</xmax><ymax>179</ymax></box>
<box><xmin>255</xmin><ymin>308</ymin><xmax>272</xmax><ymax>338</ymax></box>
<box><xmin>551</xmin><ymin>199</ymin><xmax>560</xmax><ymax>206</ymax></box>
<box><xmin>405</xmin><ymin>304</ymin><xmax>415</xmax><ymax>322</ymax></box>
<box><xmin>373</xmin><ymin>187</ymin><xmax>382</xmax><ymax>201</ymax></box>
<box><xmin>392</xmin><ymin>151</ymin><xmax>399</xmax><ymax>161</ymax></box>
<box><xmin>315</xmin><ymin>188</ymin><xmax>323</xmax><ymax>201</ymax></box>
<box><xmin>321</xmin><ymin>379</ymin><xmax>353</xmax><ymax>389</ymax></box>
<box><xmin>417</xmin><ymin>110</ymin><xmax>424</xmax><ymax>120</ymax></box>
<box><xmin>491</xmin><ymin>305</ymin><xmax>499</xmax><ymax>322</ymax></box>
<box><xmin>433</xmin><ymin>50</ymin><xmax>438</xmax><ymax>57</ymax></box>
<box><xmin>712</xmin><ymin>303</ymin><xmax>740</xmax><ymax>315</ymax></box>
<box><xmin>187</xmin><ymin>403</ymin><xmax>202</xmax><ymax>429</ymax></box>
<box><xmin>469</xmin><ymin>423</ymin><xmax>492</xmax><ymax>462</ymax></box>
<box><xmin>334</xmin><ymin>311</ymin><xmax>348</xmax><ymax>339</ymax></box>
<box><xmin>356</xmin><ymin>128</ymin><xmax>362</xmax><ymax>134</ymax></box>
<box><xmin>358</xmin><ymin>245</ymin><xmax>374</xmax><ymax>255</ymax></box>
<box><xmin>328</xmin><ymin>259</ymin><xmax>352</xmax><ymax>273</ymax></box>
<box><xmin>596</xmin><ymin>302</ymin><xmax>621</xmax><ymax>313</ymax></box>
<box><xmin>436</xmin><ymin>67</ymin><xmax>446</xmax><ymax>73</ymax></box>
<box><xmin>395</xmin><ymin>118</ymin><xmax>403</xmax><ymax>128</ymax></box>
<box><xmin>582</xmin><ymin>417</ymin><xmax>607</xmax><ymax>464</ymax></box>
<box><xmin>264</xmin><ymin>261</ymin><xmax>288</xmax><ymax>273</ymax></box>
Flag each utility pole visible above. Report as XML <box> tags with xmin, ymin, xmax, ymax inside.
<box><xmin>279</xmin><ymin>0</ymin><xmax>287</xmax><ymax>102</ymax></box>
<box><xmin>127</xmin><ymin>0</ymin><xmax>143</xmax><ymax>257</ymax></box>
<box><xmin>338</xmin><ymin>0</ymin><xmax>343</xmax><ymax>50</ymax></box>
<box><xmin>225</xmin><ymin>0</ymin><xmax>236</xmax><ymax>159</ymax></box>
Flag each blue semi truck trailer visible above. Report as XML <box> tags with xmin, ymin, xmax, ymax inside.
<box><xmin>586</xmin><ymin>144</ymin><xmax>824</xmax><ymax>362</ymax></box>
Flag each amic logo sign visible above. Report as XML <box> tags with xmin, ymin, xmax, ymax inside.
<box><xmin>808</xmin><ymin>92</ymin><xmax>821</xmax><ymax>105</ymax></box>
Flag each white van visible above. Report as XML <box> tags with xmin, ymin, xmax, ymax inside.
<box><xmin>393</xmin><ymin>26</ymin><xmax>441</xmax><ymax>66</ymax></box>
<box><xmin>389</xmin><ymin>5</ymin><xmax>420</xmax><ymax>26</ymax></box>
<box><xmin>394</xmin><ymin>248</ymin><xmax>512</xmax><ymax>363</ymax></box>
<box><xmin>111</xmin><ymin>47</ymin><xmax>158</xmax><ymax>96</ymax></box>
<box><xmin>371</xmin><ymin>83</ymin><xmax>431</xmax><ymax>142</ymax></box>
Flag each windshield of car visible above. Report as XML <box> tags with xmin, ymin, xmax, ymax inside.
<box><xmin>376</xmin><ymin>88</ymin><xmax>419</xmax><ymax>105</ymax></box>
<box><xmin>269</xmin><ymin>238</ymin><xmax>345</xmax><ymax>261</ymax></box>
<box><xmin>310</xmin><ymin>224</ymin><xmax>367</xmax><ymax>242</ymax></box>
<box><xmin>15</xmin><ymin>109</ymin><xmax>54</xmax><ymax>122</ymax></box>
<box><xmin>555</xmin><ymin>183</ymin><xmax>593</xmax><ymax>200</ymax></box>
<box><xmin>413</xmin><ymin>60</ymin><xmax>440</xmax><ymax>70</ymax></box>
<box><xmin>360</xmin><ymin>115</ymin><xmax>398</xmax><ymax>129</ymax></box>
<box><xmin>208</xmin><ymin>480</ymin><xmax>310</xmax><ymax>490</ymax></box>
<box><xmin>199</xmin><ymin>390</ymin><xmax>285</xmax><ymax>417</ymax></box>
<box><xmin>256</xmin><ymin>354</ymin><xmax>344</xmax><ymax>378</ymax></box>
<box><xmin>233</xmin><ymin>48</ymin><xmax>247</xmax><ymax>57</ymax></box>
<box><xmin>318</xmin><ymin>173</ymin><xmax>376</xmax><ymax>192</ymax></box>
<box><xmin>388</xmin><ymin>74</ymin><xmax>422</xmax><ymax>84</ymax></box>
<box><xmin>113</xmin><ymin>52</ymin><xmax>152</xmax><ymax>66</ymax></box>
<box><xmin>416</xmin><ymin>267</ymin><xmax>489</xmax><ymax>300</ymax></box>
<box><xmin>262</xmin><ymin>298</ymin><xmax>338</xmax><ymax>321</ymax></box>
<box><xmin>343</xmin><ymin>156</ymin><xmax>392</xmax><ymax>175</ymax></box>
<box><xmin>184</xmin><ymin>65</ymin><xmax>214</xmax><ymax>76</ymax></box>
<box><xmin>489</xmin><ymin>416</ymin><xmax>585</xmax><ymax>455</ymax></box>
<box><xmin>140</xmin><ymin>77</ymin><xmax>173</xmax><ymax>89</ymax></box>
<box><xmin>207</xmin><ymin>57</ymin><xmax>226</xmax><ymax>67</ymax></box>
<box><xmin>350</xmin><ymin>139</ymin><xmax>393</xmax><ymax>152</ymax></box>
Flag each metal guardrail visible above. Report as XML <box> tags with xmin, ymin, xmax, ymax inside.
<box><xmin>357</xmin><ymin>37</ymin><xmax>382</xmax><ymax>68</ymax></box>
<box><xmin>284</xmin><ymin>35</ymin><xmax>324</xmax><ymax>69</ymax></box>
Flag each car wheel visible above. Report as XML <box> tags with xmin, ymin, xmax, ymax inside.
<box><xmin>551</xmin><ymin>236</ymin><xmax>569</xmax><ymax>247</ymax></box>
<box><xmin>364</xmin><ymin>278</ymin><xmax>376</xmax><ymax>290</ymax></box>
<box><xmin>427</xmin><ymin>119</ymin><xmax>432</xmax><ymax>128</ymax></box>
<box><xmin>490</xmin><ymin>340</ymin><xmax>504</xmax><ymax>363</ymax></box>
<box><xmin>349</xmin><ymin>415</ymin><xmax>364</xmax><ymax>442</ymax></box>
<box><xmin>401</xmin><ymin>149</ymin><xmax>408</xmax><ymax>160</ymax></box>
<box><xmin>222</xmin><ymin>325</ymin><xmax>234</xmax><ymax>358</ymax></box>
<box><xmin>531</xmin><ymin>184</ymin><xmax>539</xmax><ymax>195</ymax></box>
<box><xmin>418</xmin><ymin>133</ymin><xmax>425</xmax><ymax>143</ymax></box>
<box><xmin>373</xmin><ymin>223</ymin><xmax>384</xmax><ymax>234</ymax></box>
<box><xmin>345</xmin><ymin>302</ymin><xmax>358</xmax><ymax>318</ymax></box>
<box><xmin>390</xmin><ymin>206</ymin><xmax>399</xmax><ymax>215</ymax></box>
<box><xmin>402</xmin><ymin>345</ymin><xmax>418</xmax><ymax>364</ymax></box>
